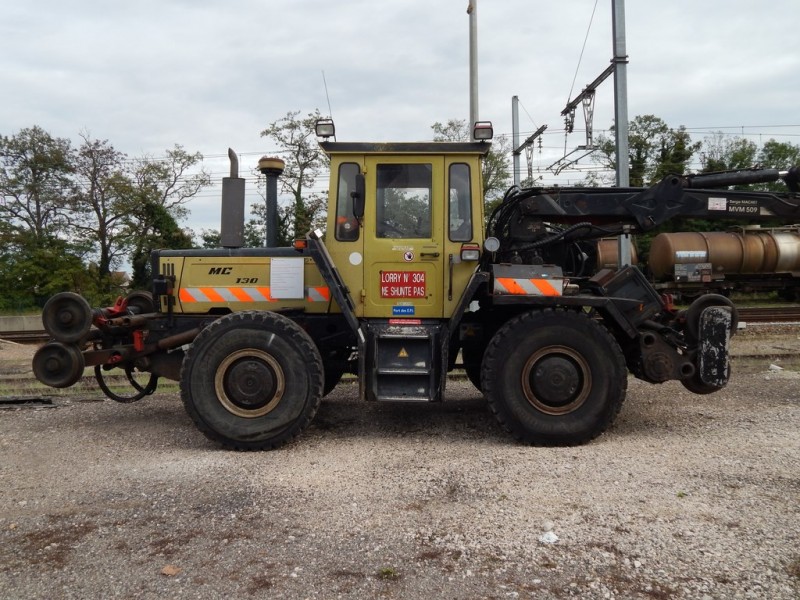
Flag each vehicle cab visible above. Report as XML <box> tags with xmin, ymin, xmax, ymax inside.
<box><xmin>316</xmin><ymin>120</ymin><xmax>492</xmax><ymax>320</ymax></box>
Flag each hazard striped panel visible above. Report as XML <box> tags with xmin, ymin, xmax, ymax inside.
<box><xmin>493</xmin><ymin>277</ymin><xmax>562</xmax><ymax>296</ymax></box>
<box><xmin>178</xmin><ymin>286</ymin><xmax>331</xmax><ymax>303</ymax></box>
<box><xmin>306</xmin><ymin>286</ymin><xmax>331</xmax><ymax>302</ymax></box>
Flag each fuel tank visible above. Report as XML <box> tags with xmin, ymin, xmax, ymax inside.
<box><xmin>649</xmin><ymin>226</ymin><xmax>800</xmax><ymax>280</ymax></box>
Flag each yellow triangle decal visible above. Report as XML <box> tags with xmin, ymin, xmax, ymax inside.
<box><xmin>398</xmin><ymin>348</ymin><xmax>409</xmax><ymax>358</ymax></box>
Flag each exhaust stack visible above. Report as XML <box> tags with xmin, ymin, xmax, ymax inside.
<box><xmin>220</xmin><ymin>148</ymin><xmax>245</xmax><ymax>248</ymax></box>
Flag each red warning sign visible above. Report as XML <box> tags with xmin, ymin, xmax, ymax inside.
<box><xmin>380</xmin><ymin>270</ymin><xmax>426</xmax><ymax>298</ymax></box>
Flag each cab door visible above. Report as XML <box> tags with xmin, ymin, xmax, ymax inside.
<box><xmin>363</xmin><ymin>156</ymin><xmax>445</xmax><ymax>319</ymax></box>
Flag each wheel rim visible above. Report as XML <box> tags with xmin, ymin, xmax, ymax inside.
<box><xmin>521</xmin><ymin>345</ymin><xmax>591</xmax><ymax>415</ymax></box>
<box><xmin>214</xmin><ymin>349</ymin><xmax>284</xmax><ymax>418</ymax></box>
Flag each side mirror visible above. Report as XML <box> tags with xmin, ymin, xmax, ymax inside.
<box><xmin>352</xmin><ymin>173</ymin><xmax>365</xmax><ymax>219</ymax></box>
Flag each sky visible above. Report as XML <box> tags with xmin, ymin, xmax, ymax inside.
<box><xmin>2</xmin><ymin>0</ymin><xmax>798</xmax><ymax>234</ymax></box>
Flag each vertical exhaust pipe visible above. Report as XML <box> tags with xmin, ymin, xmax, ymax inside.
<box><xmin>220</xmin><ymin>148</ymin><xmax>245</xmax><ymax>248</ymax></box>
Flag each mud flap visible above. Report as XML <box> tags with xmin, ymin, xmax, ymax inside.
<box><xmin>697</xmin><ymin>306</ymin><xmax>732</xmax><ymax>387</ymax></box>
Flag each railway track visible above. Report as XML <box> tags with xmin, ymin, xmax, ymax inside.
<box><xmin>0</xmin><ymin>330</ymin><xmax>50</xmax><ymax>344</ymax></box>
<box><xmin>2</xmin><ymin>306</ymin><xmax>800</xmax><ymax>345</ymax></box>
<box><xmin>735</xmin><ymin>306</ymin><xmax>800</xmax><ymax>322</ymax></box>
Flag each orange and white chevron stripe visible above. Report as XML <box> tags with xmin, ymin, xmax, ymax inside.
<box><xmin>178</xmin><ymin>286</ymin><xmax>331</xmax><ymax>303</ymax></box>
<box><xmin>493</xmin><ymin>277</ymin><xmax>562</xmax><ymax>296</ymax></box>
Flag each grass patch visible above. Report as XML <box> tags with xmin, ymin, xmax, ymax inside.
<box><xmin>376</xmin><ymin>566</ymin><xmax>400</xmax><ymax>581</ymax></box>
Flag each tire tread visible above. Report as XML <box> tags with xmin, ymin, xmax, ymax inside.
<box><xmin>180</xmin><ymin>311</ymin><xmax>323</xmax><ymax>451</ymax></box>
<box><xmin>482</xmin><ymin>308</ymin><xmax>627</xmax><ymax>446</ymax></box>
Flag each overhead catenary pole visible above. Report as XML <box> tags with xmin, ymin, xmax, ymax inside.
<box><xmin>612</xmin><ymin>0</ymin><xmax>632</xmax><ymax>266</ymax></box>
<box><xmin>468</xmin><ymin>1</ymin><xmax>479</xmax><ymax>140</ymax></box>
<box><xmin>612</xmin><ymin>0</ymin><xmax>630</xmax><ymax>187</ymax></box>
<box><xmin>512</xmin><ymin>96</ymin><xmax>520</xmax><ymax>185</ymax></box>
<box><xmin>511</xmin><ymin>99</ymin><xmax>548</xmax><ymax>186</ymax></box>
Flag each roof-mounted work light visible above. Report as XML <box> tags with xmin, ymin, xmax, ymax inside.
<box><xmin>315</xmin><ymin>118</ymin><xmax>336</xmax><ymax>139</ymax></box>
<box><xmin>473</xmin><ymin>121</ymin><xmax>493</xmax><ymax>141</ymax></box>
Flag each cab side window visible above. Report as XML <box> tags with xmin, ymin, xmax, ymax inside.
<box><xmin>335</xmin><ymin>163</ymin><xmax>360</xmax><ymax>241</ymax></box>
<box><xmin>376</xmin><ymin>164</ymin><xmax>432</xmax><ymax>239</ymax></box>
<box><xmin>449</xmin><ymin>163</ymin><xmax>472</xmax><ymax>241</ymax></box>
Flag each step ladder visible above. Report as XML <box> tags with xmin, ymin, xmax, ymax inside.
<box><xmin>365</xmin><ymin>322</ymin><xmax>446</xmax><ymax>402</ymax></box>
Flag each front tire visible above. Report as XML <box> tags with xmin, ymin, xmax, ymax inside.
<box><xmin>482</xmin><ymin>309</ymin><xmax>627</xmax><ymax>446</ymax></box>
<box><xmin>181</xmin><ymin>311</ymin><xmax>324</xmax><ymax>450</ymax></box>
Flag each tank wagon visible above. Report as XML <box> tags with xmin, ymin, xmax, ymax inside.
<box><xmin>649</xmin><ymin>226</ymin><xmax>800</xmax><ymax>300</ymax></box>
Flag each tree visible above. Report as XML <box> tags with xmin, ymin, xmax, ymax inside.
<box><xmin>72</xmin><ymin>133</ymin><xmax>130</xmax><ymax>291</ymax></box>
<box><xmin>698</xmin><ymin>136</ymin><xmax>799</xmax><ymax>194</ymax></box>
<box><xmin>431</xmin><ymin>119</ymin><xmax>511</xmax><ymax>203</ymax></box>
<box><xmin>125</xmin><ymin>145</ymin><xmax>211</xmax><ymax>289</ymax></box>
<box><xmin>260</xmin><ymin>110</ymin><xmax>329</xmax><ymax>241</ymax></box>
<box><xmin>0</xmin><ymin>230</ymin><xmax>104</xmax><ymax>310</ymax></box>
<box><xmin>759</xmin><ymin>139</ymin><xmax>800</xmax><ymax>169</ymax></box>
<box><xmin>0</xmin><ymin>126</ymin><xmax>212</xmax><ymax>305</ymax></box>
<box><xmin>758</xmin><ymin>140</ymin><xmax>800</xmax><ymax>193</ymax></box>
<box><xmin>128</xmin><ymin>197</ymin><xmax>195</xmax><ymax>289</ymax></box>
<box><xmin>0</xmin><ymin>126</ymin><xmax>83</xmax><ymax>309</ymax></box>
<box><xmin>0</xmin><ymin>126</ymin><xmax>74</xmax><ymax>240</ymax></box>
<box><xmin>199</xmin><ymin>218</ymin><xmax>269</xmax><ymax>249</ymax></box>
<box><xmin>700</xmin><ymin>133</ymin><xmax>758</xmax><ymax>174</ymax></box>
<box><xmin>593</xmin><ymin>115</ymin><xmax>701</xmax><ymax>186</ymax></box>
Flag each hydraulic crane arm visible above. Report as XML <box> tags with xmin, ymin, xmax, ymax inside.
<box><xmin>489</xmin><ymin>167</ymin><xmax>800</xmax><ymax>245</ymax></box>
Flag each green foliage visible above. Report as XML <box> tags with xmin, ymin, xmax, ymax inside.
<box><xmin>0</xmin><ymin>126</ymin><xmax>210</xmax><ymax>309</ymax></box>
<box><xmin>126</xmin><ymin>144</ymin><xmax>210</xmax><ymax>281</ymax></box>
<box><xmin>259</xmin><ymin>110</ymin><xmax>329</xmax><ymax>241</ymax></box>
<box><xmin>0</xmin><ymin>126</ymin><xmax>74</xmax><ymax>239</ymax></box>
<box><xmin>72</xmin><ymin>133</ymin><xmax>129</xmax><ymax>288</ymax></box>
<box><xmin>758</xmin><ymin>140</ymin><xmax>800</xmax><ymax>193</ymax></box>
<box><xmin>0</xmin><ymin>233</ymin><xmax>100</xmax><ymax>310</ymax></box>
<box><xmin>701</xmin><ymin>133</ymin><xmax>758</xmax><ymax>174</ymax></box>
<box><xmin>594</xmin><ymin>115</ymin><xmax>701</xmax><ymax>186</ymax></box>
<box><xmin>129</xmin><ymin>200</ymin><xmax>194</xmax><ymax>290</ymax></box>
<box><xmin>200</xmin><ymin>221</ymin><xmax>267</xmax><ymax>249</ymax></box>
<box><xmin>697</xmin><ymin>133</ymin><xmax>800</xmax><ymax>195</ymax></box>
<box><xmin>431</xmin><ymin>118</ymin><xmax>511</xmax><ymax>202</ymax></box>
<box><xmin>248</xmin><ymin>203</ymin><xmax>295</xmax><ymax>246</ymax></box>
<box><xmin>590</xmin><ymin>117</ymin><xmax>800</xmax><ymax>266</ymax></box>
<box><xmin>376</xmin><ymin>566</ymin><xmax>400</xmax><ymax>580</ymax></box>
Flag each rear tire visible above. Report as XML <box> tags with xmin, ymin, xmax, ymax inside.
<box><xmin>181</xmin><ymin>311</ymin><xmax>323</xmax><ymax>450</ymax></box>
<box><xmin>482</xmin><ymin>309</ymin><xmax>627</xmax><ymax>446</ymax></box>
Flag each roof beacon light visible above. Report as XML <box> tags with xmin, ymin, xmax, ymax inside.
<box><xmin>315</xmin><ymin>118</ymin><xmax>336</xmax><ymax>139</ymax></box>
<box><xmin>473</xmin><ymin>121</ymin><xmax>493</xmax><ymax>141</ymax></box>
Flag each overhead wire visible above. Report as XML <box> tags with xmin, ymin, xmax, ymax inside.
<box><xmin>566</xmin><ymin>0</ymin><xmax>600</xmax><ymax>106</ymax></box>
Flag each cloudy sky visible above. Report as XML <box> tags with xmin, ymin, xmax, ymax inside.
<box><xmin>2</xmin><ymin>0</ymin><xmax>798</xmax><ymax>233</ymax></box>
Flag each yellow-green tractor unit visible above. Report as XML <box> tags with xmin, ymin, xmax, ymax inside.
<box><xmin>33</xmin><ymin>121</ymin><xmax>800</xmax><ymax>449</ymax></box>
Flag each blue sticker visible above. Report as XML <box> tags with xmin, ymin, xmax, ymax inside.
<box><xmin>392</xmin><ymin>306</ymin><xmax>416</xmax><ymax>316</ymax></box>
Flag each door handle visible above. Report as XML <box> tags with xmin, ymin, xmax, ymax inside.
<box><xmin>421</xmin><ymin>252</ymin><xmax>440</xmax><ymax>258</ymax></box>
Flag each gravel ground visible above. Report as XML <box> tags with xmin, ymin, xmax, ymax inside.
<box><xmin>0</xmin><ymin>327</ymin><xmax>798</xmax><ymax>599</ymax></box>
